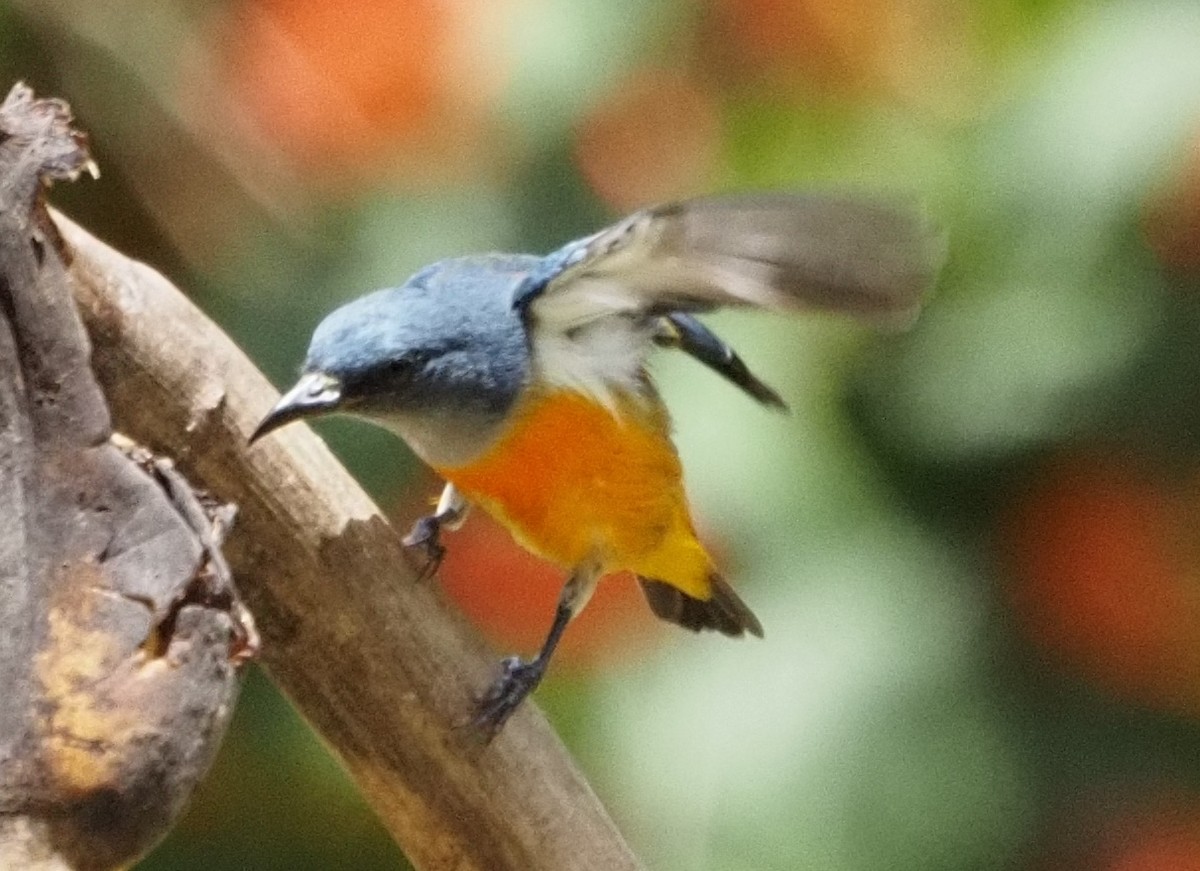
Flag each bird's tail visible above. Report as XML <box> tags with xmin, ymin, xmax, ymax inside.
<box><xmin>638</xmin><ymin>573</ymin><xmax>763</xmax><ymax>638</ymax></box>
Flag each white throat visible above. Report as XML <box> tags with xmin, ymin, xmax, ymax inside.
<box><xmin>358</xmin><ymin>406</ymin><xmax>507</xmax><ymax>469</ymax></box>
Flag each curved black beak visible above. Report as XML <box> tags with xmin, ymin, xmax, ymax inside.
<box><xmin>250</xmin><ymin>371</ymin><xmax>343</xmax><ymax>444</ymax></box>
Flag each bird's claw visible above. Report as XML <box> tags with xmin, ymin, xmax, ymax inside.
<box><xmin>471</xmin><ymin>655</ymin><xmax>546</xmax><ymax>738</ymax></box>
<box><xmin>402</xmin><ymin>515</ymin><xmax>445</xmax><ymax>581</ymax></box>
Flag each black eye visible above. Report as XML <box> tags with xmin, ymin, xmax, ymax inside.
<box><xmin>390</xmin><ymin>348</ymin><xmax>437</xmax><ymax>374</ymax></box>
<box><xmin>342</xmin><ymin>350</ymin><xmax>432</xmax><ymax>400</ymax></box>
<box><xmin>384</xmin><ymin>357</ymin><xmax>415</xmax><ymax>376</ymax></box>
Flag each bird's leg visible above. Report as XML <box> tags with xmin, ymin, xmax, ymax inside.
<box><xmin>402</xmin><ymin>482</ymin><xmax>469</xmax><ymax>581</ymax></box>
<box><xmin>473</xmin><ymin>560</ymin><xmax>601</xmax><ymax>737</ymax></box>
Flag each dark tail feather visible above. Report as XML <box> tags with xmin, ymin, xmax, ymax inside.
<box><xmin>654</xmin><ymin>312</ymin><xmax>788</xmax><ymax>411</ymax></box>
<box><xmin>639</xmin><ymin>574</ymin><xmax>764</xmax><ymax>638</ymax></box>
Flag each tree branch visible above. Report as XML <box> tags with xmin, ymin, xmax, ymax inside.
<box><xmin>58</xmin><ymin>210</ymin><xmax>643</xmax><ymax>870</ymax></box>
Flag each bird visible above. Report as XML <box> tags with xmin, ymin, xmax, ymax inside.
<box><xmin>251</xmin><ymin>192</ymin><xmax>943</xmax><ymax>735</ymax></box>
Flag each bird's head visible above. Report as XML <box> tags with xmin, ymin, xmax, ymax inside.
<box><xmin>251</xmin><ymin>257</ymin><xmax>533</xmax><ymax>466</ymax></box>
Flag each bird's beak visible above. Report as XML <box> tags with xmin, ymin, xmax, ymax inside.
<box><xmin>250</xmin><ymin>371</ymin><xmax>344</xmax><ymax>444</ymax></box>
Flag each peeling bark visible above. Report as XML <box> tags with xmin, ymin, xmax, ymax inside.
<box><xmin>0</xmin><ymin>83</ymin><xmax>250</xmax><ymax>871</ymax></box>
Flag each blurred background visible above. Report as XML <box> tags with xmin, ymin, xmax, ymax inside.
<box><xmin>5</xmin><ymin>0</ymin><xmax>1200</xmax><ymax>867</ymax></box>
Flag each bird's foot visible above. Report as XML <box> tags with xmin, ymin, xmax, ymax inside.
<box><xmin>402</xmin><ymin>514</ymin><xmax>445</xmax><ymax>581</ymax></box>
<box><xmin>472</xmin><ymin>655</ymin><xmax>546</xmax><ymax>738</ymax></box>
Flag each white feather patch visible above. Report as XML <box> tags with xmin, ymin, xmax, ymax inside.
<box><xmin>532</xmin><ymin>315</ymin><xmax>654</xmax><ymax>410</ymax></box>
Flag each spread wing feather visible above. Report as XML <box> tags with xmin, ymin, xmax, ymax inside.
<box><xmin>516</xmin><ymin>192</ymin><xmax>944</xmax><ymax>330</ymax></box>
<box><xmin>513</xmin><ymin>192</ymin><xmax>944</xmax><ymax>403</ymax></box>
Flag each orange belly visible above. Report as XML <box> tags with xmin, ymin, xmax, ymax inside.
<box><xmin>434</xmin><ymin>388</ymin><xmax>714</xmax><ymax>600</ymax></box>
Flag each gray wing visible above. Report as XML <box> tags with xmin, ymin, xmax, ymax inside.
<box><xmin>515</xmin><ymin>192</ymin><xmax>945</xmax><ymax>332</ymax></box>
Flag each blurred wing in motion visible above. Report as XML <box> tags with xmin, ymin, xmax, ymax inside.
<box><xmin>514</xmin><ymin>192</ymin><xmax>944</xmax><ymax>403</ymax></box>
<box><xmin>515</xmin><ymin>192</ymin><xmax>945</xmax><ymax>331</ymax></box>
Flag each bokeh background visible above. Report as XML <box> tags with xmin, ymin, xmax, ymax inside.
<box><xmin>5</xmin><ymin>0</ymin><xmax>1200</xmax><ymax>868</ymax></box>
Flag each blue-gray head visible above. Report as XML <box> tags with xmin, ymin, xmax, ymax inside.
<box><xmin>252</xmin><ymin>255</ymin><xmax>534</xmax><ymax>466</ymax></box>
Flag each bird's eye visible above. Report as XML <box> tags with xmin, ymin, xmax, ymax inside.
<box><xmin>383</xmin><ymin>350</ymin><xmax>433</xmax><ymax>377</ymax></box>
<box><xmin>338</xmin><ymin>349</ymin><xmax>438</xmax><ymax>407</ymax></box>
<box><xmin>370</xmin><ymin>352</ymin><xmax>429</xmax><ymax>385</ymax></box>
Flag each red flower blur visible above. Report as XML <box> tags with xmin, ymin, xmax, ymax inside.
<box><xmin>573</xmin><ymin>68</ymin><xmax>720</xmax><ymax>212</ymax></box>
<box><xmin>1031</xmin><ymin>795</ymin><xmax>1200</xmax><ymax>871</ymax></box>
<box><xmin>1001</xmin><ymin>451</ymin><xmax>1200</xmax><ymax>718</ymax></box>
<box><xmin>214</xmin><ymin>0</ymin><xmax>511</xmax><ymax>187</ymax></box>
<box><xmin>1145</xmin><ymin>126</ymin><xmax>1200</xmax><ymax>275</ymax></box>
